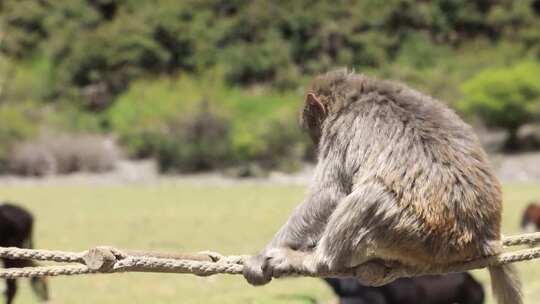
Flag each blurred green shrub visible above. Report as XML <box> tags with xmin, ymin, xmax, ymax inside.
<box><xmin>12</xmin><ymin>0</ymin><xmax>539</xmax><ymax>99</ymax></box>
<box><xmin>0</xmin><ymin>56</ymin><xmax>53</xmax><ymax>102</ymax></box>
<box><xmin>108</xmin><ymin>75</ymin><xmax>234</xmax><ymax>172</ymax></box>
<box><xmin>156</xmin><ymin>101</ymin><xmax>231</xmax><ymax>172</ymax></box>
<box><xmin>459</xmin><ymin>61</ymin><xmax>540</xmax><ymax>150</ymax></box>
<box><xmin>107</xmin><ymin>75</ymin><xmax>309</xmax><ymax>172</ymax></box>
<box><xmin>107</xmin><ymin>76</ymin><xmax>204</xmax><ymax>158</ymax></box>
<box><xmin>40</xmin><ymin>105</ymin><xmax>105</xmax><ymax>134</ymax></box>
<box><xmin>226</xmin><ymin>95</ymin><xmax>309</xmax><ymax>172</ymax></box>
<box><xmin>6</xmin><ymin>0</ymin><xmax>540</xmax><ymax>172</ymax></box>
<box><xmin>223</xmin><ymin>32</ymin><xmax>298</xmax><ymax>88</ymax></box>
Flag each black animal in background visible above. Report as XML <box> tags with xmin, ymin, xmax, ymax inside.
<box><xmin>0</xmin><ymin>202</ymin><xmax>49</xmax><ymax>304</ymax></box>
<box><xmin>324</xmin><ymin>272</ymin><xmax>484</xmax><ymax>304</ymax></box>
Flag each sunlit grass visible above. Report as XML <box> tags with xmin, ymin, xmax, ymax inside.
<box><xmin>0</xmin><ymin>182</ymin><xmax>538</xmax><ymax>303</ymax></box>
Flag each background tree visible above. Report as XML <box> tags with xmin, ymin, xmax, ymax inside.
<box><xmin>459</xmin><ymin>62</ymin><xmax>540</xmax><ymax>150</ymax></box>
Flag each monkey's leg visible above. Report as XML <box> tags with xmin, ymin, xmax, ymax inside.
<box><xmin>5</xmin><ymin>279</ymin><xmax>16</xmax><ymax>304</ymax></box>
<box><xmin>262</xmin><ymin>247</ymin><xmax>401</xmax><ymax>285</ymax></box>
<box><xmin>244</xmin><ymin>187</ymin><xmax>347</xmax><ymax>284</ymax></box>
<box><xmin>303</xmin><ymin>182</ymin><xmax>407</xmax><ymax>285</ymax></box>
<box><xmin>243</xmin><ymin>155</ymin><xmax>353</xmax><ymax>286</ymax></box>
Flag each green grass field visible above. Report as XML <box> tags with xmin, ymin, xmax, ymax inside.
<box><xmin>0</xmin><ymin>182</ymin><xmax>539</xmax><ymax>303</ymax></box>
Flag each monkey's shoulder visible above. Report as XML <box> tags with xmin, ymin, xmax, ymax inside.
<box><xmin>355</xmin><ymin>81</ymin><xmax>462</xmax><ymax>126</ymax></box>
<box><xmin>343</xmin><ymin>81</ymin><xmax>480</xmax><ymax>149</ymax></box>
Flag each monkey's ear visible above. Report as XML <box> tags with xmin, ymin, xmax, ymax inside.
<box><xmin>305</xmin><ymin>93</ymin><xmax>326</xmax><ymax>116</ymax></box>
<box><xmin>302</xmin><ymin>93</ymin><xmax>326</xmax><ymax>144</ymax></box>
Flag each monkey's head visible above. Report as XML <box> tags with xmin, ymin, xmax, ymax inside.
<box><xmin>301</xmin><ymin>68</ymin><xmax>363</xmax><ymax>144</ymax></box>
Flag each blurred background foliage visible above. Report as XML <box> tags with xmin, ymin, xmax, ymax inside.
<box><xmin>1</xmin><ymin>0</ymin><xmax>540</xmax><ymax>174</ymax></box>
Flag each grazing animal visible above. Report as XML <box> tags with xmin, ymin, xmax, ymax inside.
<box><xmin>0</xmin><ymin>203</ymin><xmax>49</xmax><ymax>304</ymax></box>
<box><xmin>521</xmin><ymin>201</ymin><xmax>540</xmax><ymax>233</ymax></box>
<box><xmin>325</xmin><ymin>273</ymin><xmax>485</xmax><ymax>304</ymax></box>
<box><xmin>242</xmin><ymin>69</ymin><xmax>522</xmax><ymax>304</ymax></box>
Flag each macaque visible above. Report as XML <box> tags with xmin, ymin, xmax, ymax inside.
<box><xmin>521</xmin><ymin>201</ymin><xmax>540</xmax><ymax>233</ymax></box>
<box><xmin>0</xmin><ymin>202</ymin><xmax>49</xmax><ymax>304</ymax></box>
<box><xmin>243</xmin><ymin>69</ymin><xmax>521</xmax><ymax>304</ymax></box>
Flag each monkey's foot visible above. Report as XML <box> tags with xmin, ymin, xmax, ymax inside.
<box><xmin>354</xmin><ymin>260</ymin><xmax>402</xmax><ymax>287</ymax></box>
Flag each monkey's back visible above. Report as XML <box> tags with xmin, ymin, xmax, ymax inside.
<box><xmin>339</xmin><ymin>79</ymin><xmax>502</xmax><ymax>264</ymax></box>
<box><xmin>0</xmin><ymin>202</ymin><xmax>34</xmax><ymax>246</ymax></box>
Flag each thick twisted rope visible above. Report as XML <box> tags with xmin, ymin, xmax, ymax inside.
<box><xmin>0</xmin><ymin>232</ymin><xmax>539</xmax><ymax>279</ymax></box>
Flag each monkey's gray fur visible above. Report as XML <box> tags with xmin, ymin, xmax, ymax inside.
<box><xmin>243</xmin><ymin>69</ymin><xmax>522</xmax><ymax>304</ymax></box>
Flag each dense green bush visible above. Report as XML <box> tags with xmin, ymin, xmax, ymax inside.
<box><xmin>459</xmin><ymin>61</ymin><xmax>540</xmax><ymax>150</ymax></box>
<box><xmin>223</xmin><ymin>31</ymin><xmax>296</xmax><ymax>87</ymax></box>
<box><xmin>224</xmin><ymin>91</ymin><xmax>309</xmax><ymax>171</ymax></box>
<box><xmin>40</xmin><ymin>105</ymin><xmax>105</xmax><ymax>134</ymax></box>
<box><xmin>5</xmin><ymin>0</ymin><xmax>540</xmax><ymax>101</ymax></box>
<box><xmin>107</xmin><ymin>75</ymin><xmax>235</xmax><ymax>172</ymax></box>
<box><xmin>376</xmin><ymin>40</ymin><xmax>528</xmax><ymax>106</ymax></box>
<box><xmin>156</xmin><ymin>102</ymin><xmax>231</xmax><ymax>172</ymax></box>
<box><xmin>107</xmin><ymin>76</ymin><xmax>205</xmax><ymax>158</ymax></box>
<box><xmin>107</xmin><ymin>75</ymin><xmax>309</xmax><ymax>172</ymax></box>
<box><xmin>2</xmin><ymin>0</ymin><xmax>540</xmax><ymax>174</ymax></box>
<box><xmin>0</xmin><ymin>56</ymin><xmax>53</xmax><ymax>102</ymax></box>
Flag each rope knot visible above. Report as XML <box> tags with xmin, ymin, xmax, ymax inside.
<box><xmin>83</xmin><ymin>246</ymin><xmax>125</xmax><ymax>272</ymax></box>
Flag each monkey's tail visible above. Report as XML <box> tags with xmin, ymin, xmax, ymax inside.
<box><xmin>488</xmin><ymin>264</ymin><xmax>523</xmax><ymax>304</ymax></box>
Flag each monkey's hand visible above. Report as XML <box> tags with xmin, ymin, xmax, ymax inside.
<box><xmin>243</xmin><ymin>248</ymin><xmax>310</xmax><ymax>286</ymax></box>
<box><xmin>243</xmin><ymin>254</ymin><xmax>272</xmax><ymax>286</ymax></box>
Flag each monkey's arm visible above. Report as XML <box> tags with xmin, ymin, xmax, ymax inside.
<box><xmin>266</xmin><ymin>182</ymin><xmax>347</xmax><ymax>250</ymax></box>
<box><xmin>243</xmin><ymin>157</ymin><xmax>349</xmax><ymax>285</ymax></box>
<box><xmin>269</xmin><ymin>157</ymin><xmax>349</xmax><ymax>249</ymax></box>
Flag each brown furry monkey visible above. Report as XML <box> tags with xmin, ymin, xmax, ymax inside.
<box><xmin>243</xmin><ymin>69</ymin><xmax>522</xmax><ymax>304</ymax></box>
